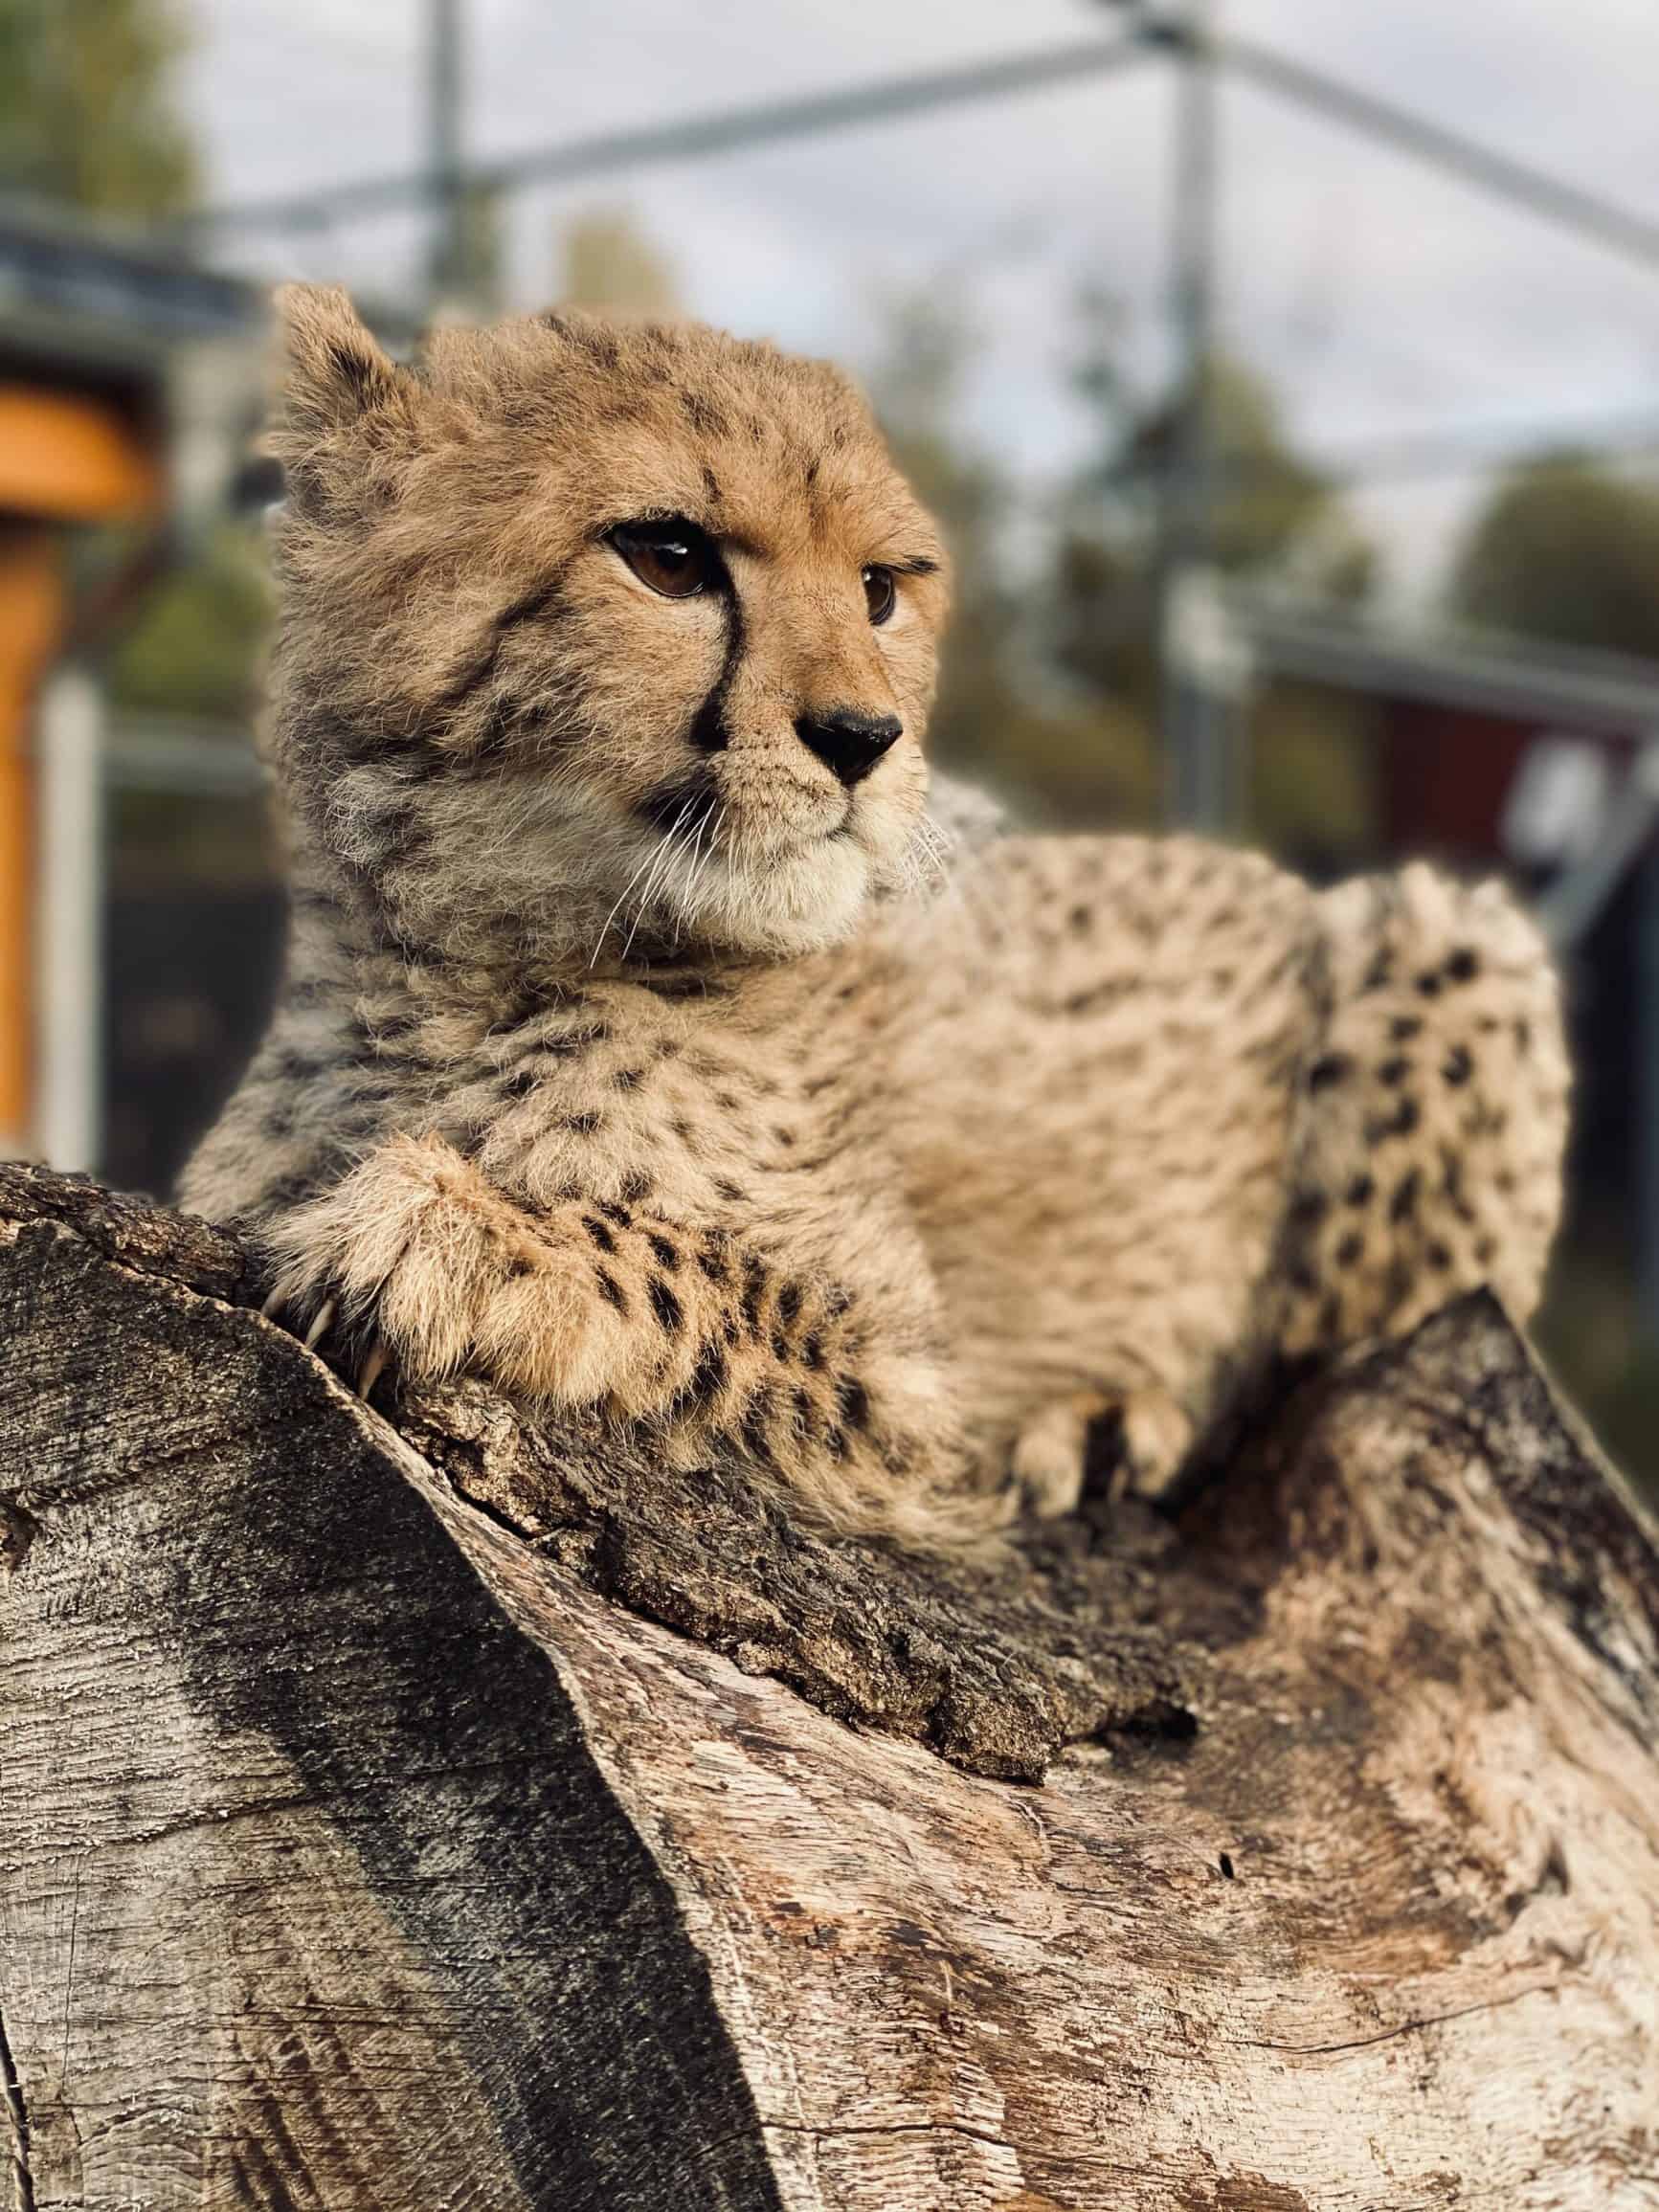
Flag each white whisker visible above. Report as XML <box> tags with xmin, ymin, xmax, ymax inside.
<box><xmin>590</xmin><ymin>826</ymin><xmax>675</xmax><ymax>969</ymax></box>
<box><xmin>619</xmin><ymin>797</ymin><xmax>699</xmax><ymax>962</ymax></box>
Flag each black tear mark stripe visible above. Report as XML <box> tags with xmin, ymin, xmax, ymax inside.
<box><xmin>686</xmin><ymin>585</ymin><xmax>746</xmax><ymax>755</ymax></box>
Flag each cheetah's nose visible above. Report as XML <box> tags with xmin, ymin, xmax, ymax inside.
<box><xmin>794</xmin><ymin>707</ymin><xmax>903</xmax><ymax>788</ymax></box>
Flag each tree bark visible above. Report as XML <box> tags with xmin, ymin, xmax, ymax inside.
<box><xmin>1</xmin><ymin>1160</ymin><xmax>1655</xmax><ymax>2210</ymax></box>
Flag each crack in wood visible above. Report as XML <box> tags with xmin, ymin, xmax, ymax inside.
<box><xmin>0</xmin><ymin>1499</ymin><xmax>34</xmax><ymax>1584</ymax></box>
<box><xmin>1230</xmin><ymin>1982</ymin><xmax>1553</xmax><ymax>2056</ymax></box>
<box><xmin>0</xmin><ymin>1997</ymin><xmax>36</xmax><ymax>2212</ymax></box>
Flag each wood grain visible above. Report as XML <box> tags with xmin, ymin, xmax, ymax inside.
<box><xmin>2</xmin><ymin>1163</ymin><xmax>1655</xmax><ymax>2208</ymax></box>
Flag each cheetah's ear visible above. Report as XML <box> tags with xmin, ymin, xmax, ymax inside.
<box><xmin>273</xmin><ymin>283</ymin><xmax>411</xmax><ymax>448</ymax></box>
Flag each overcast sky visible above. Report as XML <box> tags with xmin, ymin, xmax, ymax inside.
<box><xmin>184</xmin><ymin>0</ymin><xmax>1659</xmax><ymax>600</ymax></box>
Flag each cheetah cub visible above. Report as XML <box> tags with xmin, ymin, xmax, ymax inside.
<box><xmin>184</xmin><ymin>286</ymin><xmax>1570</xmax><ymax>1546</ymax></box>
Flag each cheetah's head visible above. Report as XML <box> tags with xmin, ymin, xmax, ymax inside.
<box><xmin>267</xmin><ymin>285</ymin><xmax>951</xmax><ymax>970</ymax></box>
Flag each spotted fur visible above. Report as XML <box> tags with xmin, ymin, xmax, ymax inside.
<box><xmin>181</xmin><ymin>287</ymin><xmax>1571</xmax><ymax>1545</ymax></box>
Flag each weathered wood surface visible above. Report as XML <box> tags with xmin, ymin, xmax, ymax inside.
<box><xmin>2</xmin><ymin>1162</ymin><xmax>1656</xmax><ymax>2210</ymax></box>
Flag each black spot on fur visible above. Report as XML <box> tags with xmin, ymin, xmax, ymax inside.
<box><xmin>1361</xmin><ymin>950</ymin><xmax>1394</xmax><ymax>994</ymax></box>
<box><xmin>1346</xmin><ymin>1173</ymin><xmax>1375</xmax><ymax>1207</ymax></box>
<box><xmin>1415</xmin><ymin>970</ymin><xmax>1444</xmax><ymax>998</ymax></box>
<box><xmin>1390</xmin><ymin>1015</ymin><xmax>1424</xmax><ymax>1042</ymax></box>
<box><xmin>836</xmin><ymin>1376</ymin><xmax>870</xmax><ymax>1432</ymax></box>
<box><xmin>689</xmin><ymin>1327</ymin><xmax>725</xmax><ymax>1397</ymax></box>
<box><xmin>696</xmin><ymin>1237</ymin><xmax>729</xmax><ymax>1285</ymax></box>
<box><xmin>771</xmin><ymin>1334</ymin><xmax>790</xmax><ymax>1363</ymax></box>
<box><xmin>561</xmin><ymin>1110</ymin><xmax>603</xmax><ymax>1136</ymax></box>
<box><xmin>646</xmin><ymin>1232</ymin><xmax>680</xmax><ymax>1271</ymax></box>
<box><xmin>597</xmin><ymin>1199</ymin><xmax>633</xmax><ymax>1228</ymax></box>
<box><xmin>1378</xmin><ymin>1056</ymin><xmax>1411</xmax><ymax>1088</ymax></box>
<box><xmin>740</xmin><ymin>1388</ymin><xmax>778</xmax><ymax>1466</ymax></box>
<box><xmin>1365</xmin><ymin>1097</ymin><xmax>1422</xmax><ymax>1146</ymax></box>
<box><xmin>613</xmin><ymin>1065</ymin><xmax>645</xmax><ymax>1091</ymax></box>
<box><xmin>595</xmin><ymin>1268</ymin><xmax>628</xmax><ymax>1314</ymax></box>
<box><xmin>1335</xmin><ymin>1231</ymin><xmax>1364</xmax><ymax>1268</ymax></box>
<box><xmin>672</xmin><ymin>1337</ymin><xmax>729</xmax><ymax>1418</ymax></box>
<box><xmin>582</xmin><ymin>1214</ymin><xmax>617</xmax><ymax>1254</ymax></box>
<box><xmin>621</xmin><ymin>1169</ymin><xmax>653</xmax><ymax>1204</ymax></box>
<box><xmin>1307</xmin><ymin>1052</ymin><xmax>1352</xmax><ymax>1093</ymax></box>
<box><xmin>636</xmin><ymin>972</ymin><xmax>732</xmax><ymax>1000</ymax></box>
<box><xmin>740</xmin><ymin>1254</ymin><xmax>768</xmax><ymax>1336</ymax></box>
<box><xmin>649</xmin><ymin>1276</ymin><xmax>684</xmax><ymax>1333</ymax></box>
<box><xmin>1443</xmin><ymin>1045</ymin><xmax>1473</xmax><ymax>1086</ymax></box>
<box><xmin>271</xmin><ymin>1044</ymin><xmax>337</xmax><ymax>1085</ymax></box>
<box><xmin>1065</xmin><ymin>980</ymin><xmax>1134</xmax><ymax>1017</ymax></box>
<box><xmin>777</xmin><ymin>1282</ymin><xmax>803</xmax><ymax>1329</ymax></box>
<box><xmin>1427</xmin><ymin>1240</ymin><xmax>1452</xmax><ymax>1270</ymax></box>
<box><xmin>801</xmin><ymin>1329</ymin><xmax>824</xmax><ymax>1371</ymax></box>
<box><xmin>1446</xmin><ymin>947</ymin><xmax>1480</xmax><ymax>984</ymax></box>
<box><xmin>1390</xmin><ymin>1169</ymin><xmax>1421</xmax><ymax>1222</ymax></box>
<box><xmin>713</xmin><ymin>1177</ymin><xmax>748</xmax><ymax>1206</ymax></box>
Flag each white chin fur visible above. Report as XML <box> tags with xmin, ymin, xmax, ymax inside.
<box><xmin>675</xmin><ymin>837</ymin><xmax>874</xmax><ymax>955</ymax></box>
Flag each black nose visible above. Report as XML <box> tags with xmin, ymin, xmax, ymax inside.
<box><xmin>794</xmin><ymin>707</ymin><xmax>903</xmax><ymax>788</ymax></box>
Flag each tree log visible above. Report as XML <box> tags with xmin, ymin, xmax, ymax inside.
<box><xmin>2</xmin><ymin>1161</ymin><xmax>1656</xmax><ymax>2210</ymax></box>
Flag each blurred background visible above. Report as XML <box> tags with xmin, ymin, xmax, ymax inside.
<box><xmin>3</xmin><ymin>0</ymin><xmax>1659</xmax><ymax>1486</ymax></box>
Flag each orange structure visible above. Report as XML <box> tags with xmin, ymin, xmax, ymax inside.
<box><xmin>0</xmin><ymin>209</ymin><xmax>258</xmax><ymax>1159</ymax></box>
<box><xmin>0</xmin><ymin>391</ymin><xmax>159</xmax><ymax>1145</ymax></box>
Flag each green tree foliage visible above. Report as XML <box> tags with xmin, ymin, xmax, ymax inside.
<box><xmin>868</xmin><ymin>279</ymin><xmax>1377</xmax><ymax>833</ymax></box>
<box><xmin>869</xmin><ymin>289</ymin><xmax>1159</xmax><ymax>827</ymax></box>
<box><xmin>1450</xmin><ymin>454</ymin><xmax>1659</xmax><ymax>659</ymax></box>
<box><xmin>108</xmin><ymin>523</ymin><xmax>272</xmax><ymax>724</ymax></box>
<box><xmin>0</xmin><ymin>0</ymin><xmax>195</xmax><ymax>218</ymax></box>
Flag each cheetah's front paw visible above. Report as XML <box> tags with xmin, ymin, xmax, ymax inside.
<box><xmin>1011</xmin><ymin>1385</ymin><xmax>1195</xmax><ymax>1517</ymax></box>
<box><xmin>258</xmin><ymin>1133</ymin><xmax>613</xmax><ymax>1401</ymax></box>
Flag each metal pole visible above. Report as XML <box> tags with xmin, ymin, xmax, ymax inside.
<box><xmin>1159</xmin><ymin>0</ymin><xmax>1231</xmax><ymax>833</ymax></box>
<box><xmin>426</xmin><ymin>0</ymin><xmax>467</xmax><ymax>310</ymax></box>
<box><xmin>34</xmin><ymin>666</ymin><xmax>104</xmax><ymax>1173</ymax></box>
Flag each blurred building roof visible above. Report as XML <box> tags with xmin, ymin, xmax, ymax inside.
<box><xmin>0</xmin><ymin>196</ymin><xmax>259</xmax><ymax>389</ymax></box>
<box><xmin>1235</xmin><ymin>586</ymin><xmax>1659</xmax><ymax>737</ymax></box>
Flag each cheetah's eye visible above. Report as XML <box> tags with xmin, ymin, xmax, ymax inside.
<box><xmin>609</xmin><ymin>516</ymin><xmax>719</xmax><ymax>600</ymax></box>
<box><xmin>862</xmin><ymin>564</ymin><xmax>897</xmax><ymax>627</ymax></box>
